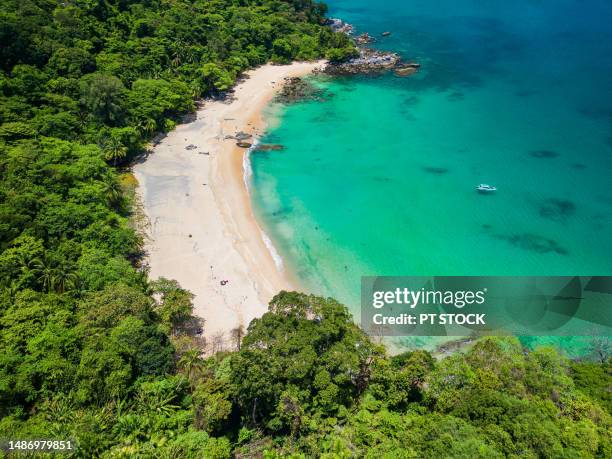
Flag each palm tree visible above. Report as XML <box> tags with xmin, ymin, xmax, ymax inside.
<box><xmin>102</xmin><ymin>137</ymin><xmax>128</xmax><ymax>166</ymax></box>
<box><xmin>190</xmin><ymin>81</ymin><xmax>205</xmax><ymax>99</ymax></box>
<box><xmin>170</xmin><ymin>40</ymin><xmax>185</xmax><ymax>67</ymax></box>
<box><xmin>29</xmin><ymin>257</ymin><xmax>78</xmax><ymax>294</ymax></box>
<box><xmin>183</xmin><ymin>46</ymin><xmax>198</xmax><ymax>65</ymax></box>
<box><xmin>52</xmin><ymin>262</ymin><xmax>78</xmax><ymax>294</ymax></box>
<box><xmin>177</xmin><ymin>348</ymin><xmax>205</xmax><ymax>388</ymax></box>
<box><xmin>137</xmin><ymin>390</ymin><xmax>179</xmax><ymax>415</ymax></box>
<box><xmin>102</xmin><ymin>174</ymin><xmax>123</xmax><ymax>209</ymax></box>
<box><xmin>30</xmin><ymin>257</ymin><xmax>55</xmax><ymax>293</ymax></box>
<box><xmin>137</xmin><ymin>118</ymin><xmax>157</xmax><ymax>137</ymax></box>
<box><xmin>81</xmin><ymin>74</ymin><xmax>125</xmax><ymax>124</ymax></box>
<box><xmin>16</xmin><ymin>252</ymin><xmax>37</xmax><ymax>288</ymax></box>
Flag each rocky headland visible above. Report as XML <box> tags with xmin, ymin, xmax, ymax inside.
<box><xmin>324</xmin><ymin>18</ymin><xmax>420</xmax><ymax>77</ymax></box>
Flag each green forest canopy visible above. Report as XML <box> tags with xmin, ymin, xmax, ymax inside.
<box><xmin>0</xmin><ymin>0</ymin><xmax>610</xmax><ymax>457</ymax></box>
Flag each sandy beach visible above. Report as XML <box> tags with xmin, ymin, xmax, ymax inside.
<box><xmin>133</xmin><ymin>61</ymin><xmax>323</xmax><ymax>348</ymax></box>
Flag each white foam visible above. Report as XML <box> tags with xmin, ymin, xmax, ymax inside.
<box><xmin>241</xmin><ymin>140</ymin><xmax>284</xmax><ymax>271</ymax></box>
<box><xmin>260</xmin><ymin>229</ymin><xmax>284</xmax><ymax>271</ymax></box>
<box><xmin>242</xmin><ymin>142</ymin><xmax>256</xmax><ymax>194</ymax></box>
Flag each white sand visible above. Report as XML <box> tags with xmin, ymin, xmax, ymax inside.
<box><xmin>134</xmin><ymin>62</ymin><xmax>324</xmax><ymax>349</ymax></box>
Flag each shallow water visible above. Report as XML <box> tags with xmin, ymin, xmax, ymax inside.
<box><xmin>250</xmin><ymin>0</ymin><xmax>612</xmax><ymax>355</ymax></box>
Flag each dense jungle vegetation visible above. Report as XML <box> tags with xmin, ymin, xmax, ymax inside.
<box><xmin>0</xmin><ymin>0</ymin><xmax>610</xmax><ymax>457</ymax></box>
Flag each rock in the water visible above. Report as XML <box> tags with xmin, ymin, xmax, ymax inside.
<box><xmin>422</xmin><ymin>166</ymin><xmax>449</xmax><ymax>175</ymax></box>
<box><xmin>325</xmin><ymin>18</ymin><xmax>354</xmax><ymax>34</ymax></box>
<box><xmin>325</xmin><ymin>48</ymin><xmax>401</xmax><ymax>75</ymax></box>
<box><xmin>255</xmin><ymin>144</ymin><xmax>285</xmax><ymax>151</ymax></box>
<box><xmin>355</xmin><ymin>32</ymin><xmax>373</xmax><ymax>45</ymax></box>
<box><xmin>275</xmin><ymin>77</ymin><xmax>329</xmax><ymax>104</ymax></box>
<box><xmin>395</xmin><ymin>67</ymin><xmax>418</xmax><ymax>77</ymax></box>
<box><xmin>236</xmin><ymin>141</ymin><xmax>252</xmax><ymax>148</ymax></box>
<box><xmin>529</xmin><ymin>149</ymin><xmax>559</xmax><ymax>159</ymax></box>
<box><xmin>382</xmin><ymin>31</ymin><xmax>391</xmax><ymax>36</ymax></box>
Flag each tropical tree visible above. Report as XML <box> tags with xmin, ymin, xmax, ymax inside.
<box><xmin>178</xmin><ymin>348</ymin><xmax>205</xmax><ymax>388</ymax></box>
<box><xmin>30</xmin><ymin>256</ymin><xmax>55</xmax><ymax>292</ymax></box>
<box><xmin>80</xmin><ymin>73</ymin><xmax>126</xmax><ymax>124</ymax></box>
<box><xmin>102</xmin><ymin>173</ymin><xmax>123</xmax><ymax>210</ymax></box>
<box><xmin>101</xmin><ymin>136</ymin><xmax>128</xmax><ymax>166</ymax></box>
<box><xmin>198</xmin><ymin>63</ymin><xmax>234</xmax><ymax>93</ymax></box>
<box><xmin>230</xmin><ymin>291</ymin><xmax>382</xmax><ymax>432</ymax></box>
<box><xmin>151</xmin><ymin>277</ymin><xmax>195</xmax><ymax>334</ymax></box>
<box><xmin>51</xmin><ymin>262</ymin><xmax>78</xmax><ymax>294</ymax></box>
<box><xmin>137</xmin><ymin>117</ymin><xmax>157</xmax><ymax>136</ymax></box>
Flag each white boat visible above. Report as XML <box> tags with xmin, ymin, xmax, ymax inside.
<box><xmin>476</xmin><ymin>184</ymin><xmax>497</xmax><ymax>193</ymax></box>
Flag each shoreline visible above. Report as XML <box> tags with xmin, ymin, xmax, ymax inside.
<box><xmin>133</xmin><ymin>61</ymin><xmax>324</xmax><ymax>349</ymax></box>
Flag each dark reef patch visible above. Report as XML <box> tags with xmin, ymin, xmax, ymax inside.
<box><xmin>275</xmin><ymin>77</ymin><xmax>332</xmax><ymax>104</ymax></box>
<box><xmin>422</xmin><ymin>166</ymin><xmax>449</xmax><ymax>175</ymax></box>
<box><xmin>496</xmin><ymin>233</ymin><xmax>568</xmax><ymax>255</ymax></box>
<box><xmin>254</xmin><ymin>144</ymin><xmax>284</xmax><ymax>152</ymax></box>
<box><xmin>403</xmin><ymin>95</ymin><xmax>420</xmax><ymax>106</ymax></box>
<box><xmin>398</xmin><ymin>109</ymin><xmax>417</xmax><ymax>121</ymax></box>
<box><xmin>514</xmin><ymin>89</ymin><xmax>536</xmax><ymax>98</ymax></box>
<box><xmin>570</xmin><ymin>163</ymin><xmax>586</xmax><ymax>169</ymax></box>
<box><xmin>447</xmin><ymin>91</ymin><xmax>464</xmax><ymax>101</ymax></box>
<box><xmin>271</xmin><ymin>206</ymin><xmax>292</xmax><ymax>218</ymax></box>
<box><xmin>578</xmin><ymin>106</ymin><xmax>612</xmax><ymax>121</ymax></box>
<box><xmin>529</xmin><ymin>150</ymin><xmax>559</xmax><ymax>159</ymax></box>
<box><xmin>539</xmin><ymin>198</ymin><xmax>576</xmax><ymax>222</ymax></box>
<box><xmin>311</xmin><ymin>111</ymin><xmax>342</xmax><ymax>123</ymax></box>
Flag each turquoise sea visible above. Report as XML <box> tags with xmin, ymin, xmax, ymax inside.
<box><xmin>249</xmin><ymin>0</ymin><xmax>612</xmax><ymax>354</ymax></box>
